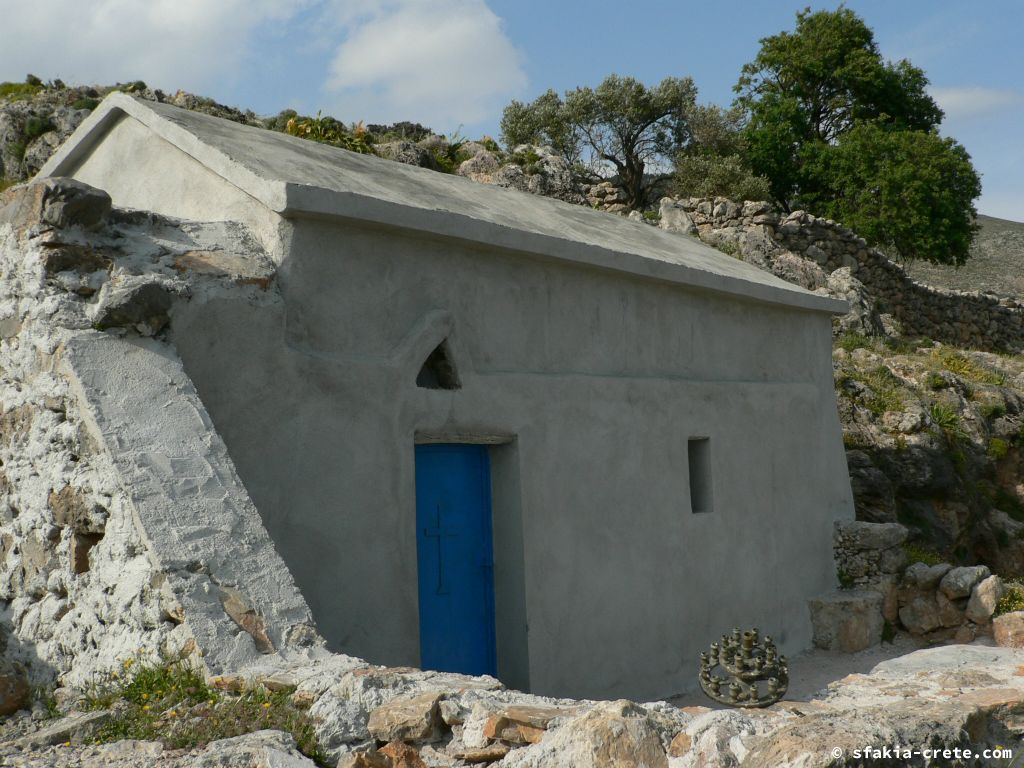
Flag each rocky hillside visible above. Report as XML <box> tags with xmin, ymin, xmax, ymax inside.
<box><xmin>0</xmin><ymin>79</ymin><xmax>261</xmax><ymax>185</ymax></box>
<box><xmin>906</xmin><ymin>215</ymin><xmax>1024</xmax><ymax>296</ymax></box>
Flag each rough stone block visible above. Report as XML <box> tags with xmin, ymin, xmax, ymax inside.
<box><xmin>940</xmin><ymin>565</ymin><xmax>991</xmax><ymax>600</ymax></box>
<box><xmin>483</xmin><ymin>705</ymin><xmax>573</xmax><ymax>745</ymax></box>
<box><xmin>993</xmin><ymin>612</ymin><xmax>1024</xmax><ymax>648</ymax></box>
<box><xmin>0</xmin><ymin>662</ymin><xmax>30</xmax><ymax>716</ymax></box>
<box><xmin>878</xmin><ymin>546</ymin><xmax>908</xmax><ymax>574</ymax></box>
<box><xmin>835</xmin><ymin>520</ymin><xmax>909</xmax><ymax>551</ymax></box>
<box><xmin>899</xmin><ymin>596</ymin><xmax>944</xmax><ymax>635</ymax></box>
<box><xmin>875</xmin><ymin>575</ymin><xmax>900</xmax><ymax>624</ymax></box>
<box><xmin>966</xmin><ymin>575</ymin><xmax>1005</xmax><ymax>624</ymax></box>
<box><xmin>902</xmin><ymin>562</ymin><xmax>952</xmax><ymax>591</ymax></box>
<box><xmin>809</xmin><ymin>590</ymin><xmax>884</xmax><ymax>652</ymax></box>
<box><xmin>367</xmin><ymin>692</ymin><xmax>443</xmax><ymax>743</ymax></box>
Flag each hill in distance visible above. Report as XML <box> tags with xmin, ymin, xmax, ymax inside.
<box><xmin>906</xmin><ymin>214</ymin><xmax>1024</xmax><ymax>298</ymax></box>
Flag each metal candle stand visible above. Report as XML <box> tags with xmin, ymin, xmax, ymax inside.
<box><xmin>699</xmin><ymin>627</ymin><xmax>788</xmax><ymax>708</ymax></box>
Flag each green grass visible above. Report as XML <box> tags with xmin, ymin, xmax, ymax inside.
<box><xmin>861</xmin><ymin>366</ymin><xmax>906</xmax><ymax>416</ymax></box>
<box><xmin>0</xmin><ymin>81</ymin><xmax>42</xmax><ymax>100</ymax></box>
<box><xmin>71</xmin><ymin>97</ymin><xmax>100</xmax><ymax>111</ymax></box>
<box><xmin>84</xmin><ymin>654</ymin><xmax>327</xmax><ymax>764</ymax></box>
<box><xmin>903</xmin><ymin>543</ymin><xmax>945</xmax><ymax>566</ymax></box>
<box><xmin>23</xmin><ymin>115</ymin><xmax>53</xmax><ymax>141</ymax></box>
<box><xmin>0</xmin><ymin>178</ymin><xmax>20</xmax><ymax>193</ymax></box>
<box><xmin>989</xmin><ymin>438</ymin><xmax>1011</xmax><ymax>459</ymax></box>
<box><xmin>930</xmin><ymin>402</ymin><xmax>967</xmax><ymax>441</ymax></box>
<box><xmin>933</xmin><ymin>349</ymin><xmax>1006</xmax><ymax>385</ymax></box>
<box><xmin>836</xmin><ymin>332</ymin><xmax>872</xmax><ymax>352</ymax></box>
<box><xmin>980</xmin><ymin>402</ymin><xmax>1008</xmax><ymax>420</ymax></box>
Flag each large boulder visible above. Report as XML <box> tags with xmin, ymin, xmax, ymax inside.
<box><xmin>822</xmin><ymin>267</ymin><xmax>884</xmax><ymax>336</ymax></box>
<box><xmin>658</xmin><ymin>198</ymin><xmax>697</xmax><ymax>236</ymax></box>
<box><xmin>939</xmin><ymin>565</ymin><xmax>990</xmax><ymax>600</ymax></box>
<box><xmin>993</xmin><ymin>611</ymin><xmax>1024</xmax><ymax>648</ymax></box>
<box><xmin>374</xmin><ymin>141</ymin><xmax>438</xmax><ymax>170</ymax></box>
<box><xmin>499</xmin><ymin>700</ymin><xmax>668</xmax><ymax>768</ymax></box>
<box><xmin>965</xmin><ymin>575</ymin><xmax>1005</xmax><ymax>624</ymax></box>
<box><xmin>0</xmin><ymin>176</ymin><xmax>111</xmax><ymax>232</ymax></box>
<box><xmin>808</xmin><ymin>591</ymin><xmax>884</xmax><ymax>651</ymax></box>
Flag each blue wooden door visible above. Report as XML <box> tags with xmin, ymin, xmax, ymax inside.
<box><xmin>415</xmin><ymin>444</ymin><xmax>496</xmax><ymax>676</ymax></box>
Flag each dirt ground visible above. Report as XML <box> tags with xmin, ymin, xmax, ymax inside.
<box><xmin>667</xmin><ymin>632</ymin><xmax>954</xmax><ymax>709</ymax></box>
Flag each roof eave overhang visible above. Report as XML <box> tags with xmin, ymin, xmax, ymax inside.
<box><xmin>39</xmin><ymin>93</ymin><xmax>848</xmax><ymax>316</ymax></box>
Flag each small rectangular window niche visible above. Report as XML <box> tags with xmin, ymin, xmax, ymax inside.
<box><xmin>688</xmin><ymin>437</ymin><xmax>712</xmax><ymax>514</ymax></box>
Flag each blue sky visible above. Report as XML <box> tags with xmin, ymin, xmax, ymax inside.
<box><xmin>1</xmin><ymin>1</ymin><xmax>1021</xmax><ymax>219</ymax></box>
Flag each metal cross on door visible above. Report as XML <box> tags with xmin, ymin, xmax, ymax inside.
<box><xmin>414</xmin><ymin>444</ymin><xmax>497</xmax><ymax>677</ymax></box>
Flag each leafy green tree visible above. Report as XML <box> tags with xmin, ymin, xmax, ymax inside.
<box><xmin>736</xmin><ymin>7</ymin><xmax>980</xmax><ymax>265</ymax></box>
<box><xmin>801</xmin><ymin>122</ymin><xmax>981</xmax><ymax>265</ymax></box>
<box><xmin>673</xmin><ymin>104</ymin><xmax>770</xmax><ymax>201</ymax></box>
<box><xmin>736</xmin><ymin>6</ymin><xmax>943</xmax><ymax>207</ymax></box>
<box><xmin>501</xmin><ymin>75</ymin><xmax>697</xmax><ymax>209</ymax></box>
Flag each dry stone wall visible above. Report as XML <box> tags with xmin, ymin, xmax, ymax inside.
<box><xmin>815</xmin><ymin>520</ymin><xmax>1005</xmax><ymax>652</ymax></box>
<box><xmin>662</xmin><ymin>197</ymin><xmax>1024</xmax><ymax>352</ymax></box>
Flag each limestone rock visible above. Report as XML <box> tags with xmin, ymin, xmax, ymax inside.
<box><xmin>834</xmin><ymin>520</ymin><xmax>908</xmax><ymax>551</ymax></box>
<box><xmin>823</xmin><ymin>267</ymin><xmax>884</xmax><ymax>336</ymax></box>
<box><xmin>451</xmin><ymin>743</ymin><xmax>510</xmax><ymax>763</ymax></box>
<box><xmin>901</xmin><ymin>562</ymin><xmax>952</xmax><ymax>591</ymax></box>
<box><xmin>38</xmin><ymin>177</ymin><xmax>112</xmax><ymax>230</ymax></box>
<box><xmin>808</xmin><ymin>590</ymin><xmax>883</xmax><ymax>651</ymax></box>
<box><xmin>939</xmin><ymin>565</ymin><xmax>991</xmax><ymax>600</ymax></box>
<box><xmin>0</xmin><ymin>661</ymin><xmax>30</xmax><ymax>716</ymax></box>
<box><xmin>374</xmin><ymin>141</ymin><xmax>437</xmax><ymax>170</ymax></box>
<box><xmin>499</xmin><ymin>700</ymin><xmax>667</xmax><ymax>768</ymax></box>
<box><xmin>338</xmin><ymin>751</ymin><xmax>391</xmax><ymax>768</ymax></box>
<box><xmin>93</xmin><ymin>278</ymin><xmax>173</xmax><ymax>335</ymax></box>
<box><xmin>482</xmin><ymin>704</ymin><xmax>573</xmax><ymax>745</ymax></box>
<box><xmin>0</xmin><ymin>177</ymin><xmax>111</xmax><ymax>232</ymax></box>
<box><xmin>457</xmin><ymin>151</ymin><xmax>500</xmax><ymax>182</ymax></box>
<box><xmin>16</xmin><ymin>710</ymin><xmax>111</xmax><ymax>748</ymax></box>
<box><xmin>367</xmin><ymin>691</ymin><xmax>443</xmax><ymax>743</ymax></box>
<box><xmin>993</xmin><ymin>611</ymin><xmax>1024</xmax><ymax>648</ymax></box>
<box><xmin>934</xmin><ymin>591</ymin><xmax>964</xmax><ymax>628</ymax></box>
<box><xmin>379</xmin><ymin>741</ymin><xmax>428</xmax><ymax>768</ymax></box>
<box><xmin>899</xmin><ymin>596</ymin><xmax>943</xmax><ymax>635</ymax></box>
<box><xmin>965</xmin><ymin>575</ymin><xmax>1004</xmax><ymax>624</ymax></box>
<box><xmin>771</xmin><ymin>251</ymin><xmax>828</xmax><ymax>291</ymax></box>
<box><xmin>658</xmin><ymin>198</ymin><xmax>697</xmax><ymax>236</ymax></box>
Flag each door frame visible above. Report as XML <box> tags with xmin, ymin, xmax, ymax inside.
<box><xmin>412</xmin><ymin>433</ymin><xmax>530</xmax><ymax>691</ymax></box>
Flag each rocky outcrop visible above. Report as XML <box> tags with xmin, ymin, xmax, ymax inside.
<box><xmin>0</xmin><ymin>178</ymin><xmax>311</xmax><ymax>696</ymax></box>
<box><xmin>0</xmin><ymin>81</ymin><xmax>261</xmax><ymax>184</ymax></box>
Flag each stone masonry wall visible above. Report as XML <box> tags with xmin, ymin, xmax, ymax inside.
<box><xmin>0</xmin><ymin>179</ymin><xmax>314</xmax><ymax>696</ymax></box>
<box><xmin>662</xmin><ymin>197</ymin><xmax>1024</xmax><ymax>352</ymax></box>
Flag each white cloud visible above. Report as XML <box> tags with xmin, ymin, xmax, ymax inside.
<box><xmin>0</xmin><ymin>0</ymin><xmax>311</xmax><ymax>93</ymax></box>
<box><xmin>320</xmin><ymin>0</ymin><xmax>527</xmax><ymax>130</ymax></box>
<box><xmin>930</xmin><ymin>86</ymin><xmax>1024</xmax><ymax>120</ymax></box>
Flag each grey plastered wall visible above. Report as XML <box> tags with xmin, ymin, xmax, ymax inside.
<box><xmin>169</xmin><ymin>216</ymin><xmax>854</xmax><ymax>701</ymax></box>
<box><xmin>61</xmin><ymin>332</ymin><xmax>315</xmax><ymax>673</ymax></box>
